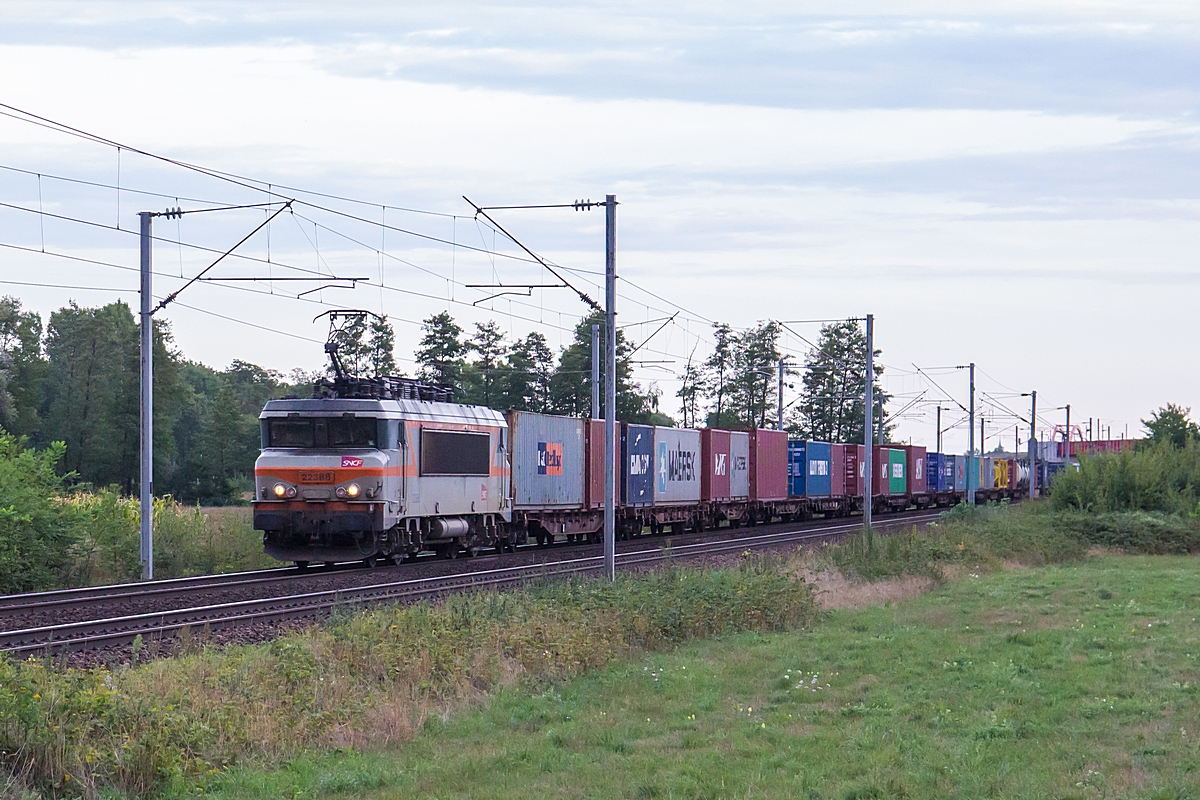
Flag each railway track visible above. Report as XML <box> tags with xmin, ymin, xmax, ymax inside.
<box><xmin>0</xmin><ymin>511</ymin><xmax>942</xmax><ymax>657</ymax></box>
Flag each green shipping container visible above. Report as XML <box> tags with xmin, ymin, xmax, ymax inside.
<box><xmin>888</xmin><ymin>448</ymin><xmax>907</xmax><ymax>495</ymax></box>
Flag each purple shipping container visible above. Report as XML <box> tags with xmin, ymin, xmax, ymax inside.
<box><xmin>750</xmin><ymin>429</ymin><xmax>788</xmax><ymax>501</ymax></box>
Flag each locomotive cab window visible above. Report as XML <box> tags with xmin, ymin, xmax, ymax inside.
<box><xmin>420</xmin><ymin>429</ymin><xmax>490</xmax><ymax>476</ymax></box>
<box><xmin>266</xmin><ymin>417</ymin><xmax>378</xmax><ymax>448</ymax></box>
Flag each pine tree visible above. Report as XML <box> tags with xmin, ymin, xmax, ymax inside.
<box><xmin>702</xmin><ymin>323</ymin><xmax>736</xmax><ymax>427</ymax></box>
<box><xmin>367</xmin><ymin>317</ymin><xmax>398</xmax><ymax>376</ymax></box>
<box><xmin>466</xmin><ymin>321</ymin><xmax>507</xmax><ymax>407</ymax></box>
<box><xmin>505</xmin><ymin>331</ymin><xmax>555</xmax><ymax>412</ymax></box>
<box><xmin>415</xmin><ymin>311</ymin><xmax>466</xmax><ymax>391</ymax></box>
<box><xmin>796</xmin><ymin>320</ymin><xmax>890</xmax><ymax>443</ymax></box>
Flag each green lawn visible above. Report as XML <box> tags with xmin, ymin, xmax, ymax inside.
<box><xmin>182</xmin><ymin>555</ymin><xmax>1200</xmax><ymax>799</ymax></box>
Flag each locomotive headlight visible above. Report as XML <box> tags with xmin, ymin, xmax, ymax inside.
<box><xmin>345</xmin><ymin>483</ymin><xmax>361</xmax><ymax>498</ymax></box>
<box><xmin>335</xmin><ymin>486</ymin><xmax>347</xmax><ymax>499</ymax></box>
<box><xmin>273</xmin><ymin>483</ymin><xmax>287</xmax><ymax>498</ymax></box>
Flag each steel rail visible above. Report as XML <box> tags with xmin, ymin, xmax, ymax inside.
<box><xmin>0</xmin><ymin>513</ymin><xmax>940</xmax><ymax>656</ymax></box>
<box><xmin>0</xmin><ymin>508</ymin><xmax>941</xmax><ymax>616</ymax></box>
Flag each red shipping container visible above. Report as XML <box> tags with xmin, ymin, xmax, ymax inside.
<box><xmin>844</xmin><ymin>444</ymin><xmax>863</xmax><ymax>496</ymax></box>
<box><xmin>829</xmin><ymin>444</ymin><xmax>848</xmax><ymax>496</ymax></box>
<box><xmin>749</xmin><ymin>428</ymin><xmax>788</xmax><ymax>501</ymax></box>
<box><xmin>894</xmin><ymin>445</ymin><xmax>927</xmax><ymax>495</ymax></box>
<box><xmin>701</xmin><ymin>429</ymin><xmax>732</xmax><ymax>502</ymax></box>
<box><xmin>584</xmin><ymin>419</ymin><xmax>615</xmax><ymax>509</ymax></box>
<box><xmin>872</xmin><ymin>446</ymin><xmax>891</xmax><ymax>496</ymax></box>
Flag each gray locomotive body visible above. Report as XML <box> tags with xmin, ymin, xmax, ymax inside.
<box><xmin>253</xmin><ymin>395</ymin><xmax>512</xmax><ymax>565</ymax></box>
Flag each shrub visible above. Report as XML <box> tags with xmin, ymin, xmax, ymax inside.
<box><xmin>0</xmin><ymin>435</ymin><xmax>83</xmax><ymax>593</ymax></box>
<box><xmin>1050</xmin><ymin>440</ymin><xmax>1200</xmax><ymax>515</ymax></box>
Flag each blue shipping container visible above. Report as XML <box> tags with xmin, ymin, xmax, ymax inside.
<box><xmin>944</xmin><ymin>454</ymin><xmax>955</xmax><ymax>492</ymax></box>
<box><xmin>952</xmin><ymin>455</ymin><xmax>967</xmax><ymax>492</ymax></box>
<box><xmin>805</xmin><ymin>441</ymin><xmax>832</xmax><ymax>497</ymax></box>
<box><xmin>927</xmin><ymin>453</ymin><xmax>943</xmax><ymax>492</ymax></box>
<box><xmin>622</xmin><ymin>424</ymin><xmax>655</xmax><ymax>506</ymax></box>
<box><xmin>787</xmin><ymin>440</ymin><xmax>806</xmax><ymax>497</ymax></box>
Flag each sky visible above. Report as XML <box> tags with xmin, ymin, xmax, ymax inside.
<box><xmin>0</xmin><ymin>0</ymin><xmax>1196</xmax><ymax>454</ymax></box>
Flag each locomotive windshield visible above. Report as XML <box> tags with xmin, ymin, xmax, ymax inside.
<box><xmin>267</xmin><ymin>417</ymin><xmax>378</xmax><ymax>448</ymax></box>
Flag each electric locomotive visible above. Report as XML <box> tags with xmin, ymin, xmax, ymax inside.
<box><xmin>253</xmin><ymin>315</ymin><xmax>514</xmax><ymax>567</ymax></box>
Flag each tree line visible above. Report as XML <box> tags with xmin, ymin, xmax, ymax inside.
<box><xmin>0</xmin><ymin>295</ymin><xmax>892</xmax><ymax>505</ymax></box>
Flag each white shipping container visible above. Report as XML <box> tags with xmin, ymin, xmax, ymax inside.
<box><xmin>508</xmin><ymin>411</ymin><xmax>586</xmax><ymax>509</ymax></box>
<box><xmin>653</xmin><ymin>426</ymin><xmax>702</xmax><ymax>505</ymax></box>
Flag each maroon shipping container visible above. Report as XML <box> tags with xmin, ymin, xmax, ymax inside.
<box><xmin>701</xmin><ymin>429</ymin><xmax>732</xmax><ymax>502</ymax></box>
<box><xmin>584</xmin><ymin>419</ymin><xmax>614</xmax><ymax>509</ymax></box>
<box><xmin>895</xmin><ymin>445</ymin><xmax>927</xmax><ymax>495</ymax></box>
<box><xmin>872</xmin><ymin>446</ymin><xmax>891</xmax><ymax>496</ymax></box>
<box><xmin>830</xmin><ymin>444</ymin><xmax>848</xmax><ymax>496</ymax></box>
<box><xmin>844</xmin><ymin>444</ymin><xmax>864</xmax><ymax>496</ymax></box>
<box><xmin>749</xmin><ymin>429</ymin><xmax>788</xmax><ymax>501</ymax></box>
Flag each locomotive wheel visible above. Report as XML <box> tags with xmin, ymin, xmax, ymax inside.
<box><xmin>294</xmin><ymin>560</ymin><xmax>309</xmax><ymax>571</ymax></box>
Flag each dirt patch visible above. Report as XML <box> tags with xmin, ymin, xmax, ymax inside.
<box><xmin>796</xmin><ymin>567</ymin><xmax>934</xmax><ymax>610</ymax></box>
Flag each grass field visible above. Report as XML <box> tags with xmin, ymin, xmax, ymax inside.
<box><xmin>184</xmin><ymin>554</ymin><xmax>1200</xmax><ymax>800</ymax></box>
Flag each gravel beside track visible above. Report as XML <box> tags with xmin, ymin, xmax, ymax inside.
<box><xmin>1</xmin><ymin>510</ymin><xmax>941</xmax><ymax>663</ymax></box>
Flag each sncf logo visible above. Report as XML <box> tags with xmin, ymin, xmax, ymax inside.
<box><xmin>341</xmin><ymin>457</ymin><xmax>364</xmax><ymax>468</ymax></box>
<box><xmin>537</xmin><ymin>442</ymin><xmax>563</xmax><ymax>476</ymax></box>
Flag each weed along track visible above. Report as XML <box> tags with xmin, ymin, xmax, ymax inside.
<box><xmin>0</xmin><ymin>511</ymin><xmax>939</xmax><ymax>659</ymax></box>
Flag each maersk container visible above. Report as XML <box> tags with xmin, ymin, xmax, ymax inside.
<box><xmin>729</xmin><ymin>431</ymin><xmax>750</xmax><ymax>499</ymax></box>
<box><xmin>787</xmin><ymin>440</ymin><xmax>806</xmax><ymax>497</ymax></box>
<box><xmin>927</xmin><ymin>453</ymin><xmax>944</xmax><ymax>492</ymax></box>
<box><xmin>897</xmin><ymin>445</ymin><xmax>926</xmax><ymax>495</ymax></box>
<box><xmin>805</xmin><ymin>441</ymin><xmax>832</xmax><ymax>497</ymax></box>
<box><xmin>621</xmin><ymin>424</ymin><xmax>655</xmax><ymax>506</ymax></box>
<box><xmin>888</xmin><ymin>448</ymin><xmax>907</xmax><ymax>495</ymax></box>
<box><xmin>829</xmin><ymin>444</ymin><xmax>848</xmax><ymax>496</ymax></box>
<box><xmin>749</xmin><ymin>429</ymin><xmax>788</xmax><ymax>501</ymax></box>
<box><xmin>508</xmin><ymin>411</ymin><xmax>586</xmax><ymax>509</ymax></box>
<box><xmin>701</xmin><ymin>428</ymin><xmax>732</xmax><ymax>502</ymax></box>
<box><xmin>654</xmin><ymin>426</ymin><xmax>702</xmax><ymax>505</ymax></box>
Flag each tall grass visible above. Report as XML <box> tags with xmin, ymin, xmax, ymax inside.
<box><xmin>0</xmin><ymin>564</ymin><xmax>815</xmax><ymax>798</ymax></box>
<box><xmin>63</xmin><ymin>493</ymin><xmax>271</xmax><ymax>587</ymax></box>
<box><xmin>1050</xmin><ymin>439</ymin><xmax>1200</xmax><ymax>515</ymax></box>
<box><xmin>826</xmin><ymin>499</ymin><xmax>1200</xmax><ymax>584</ymax></box>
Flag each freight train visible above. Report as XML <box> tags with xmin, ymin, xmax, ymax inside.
<box><xmin>252</xmin><ymin>373</ymin><xmax>1029</xmax><ymax>567</ymax></box>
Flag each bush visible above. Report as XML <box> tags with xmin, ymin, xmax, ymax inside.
<box><xmin>0</xmin><ymin>435</ymin><xmax>82</xmax><ymax>593</ymax></box>
<box><xmin>1050</xmin><ymin>440</ymin><xmax>1200</xmax><ymax>515</ymax></box>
